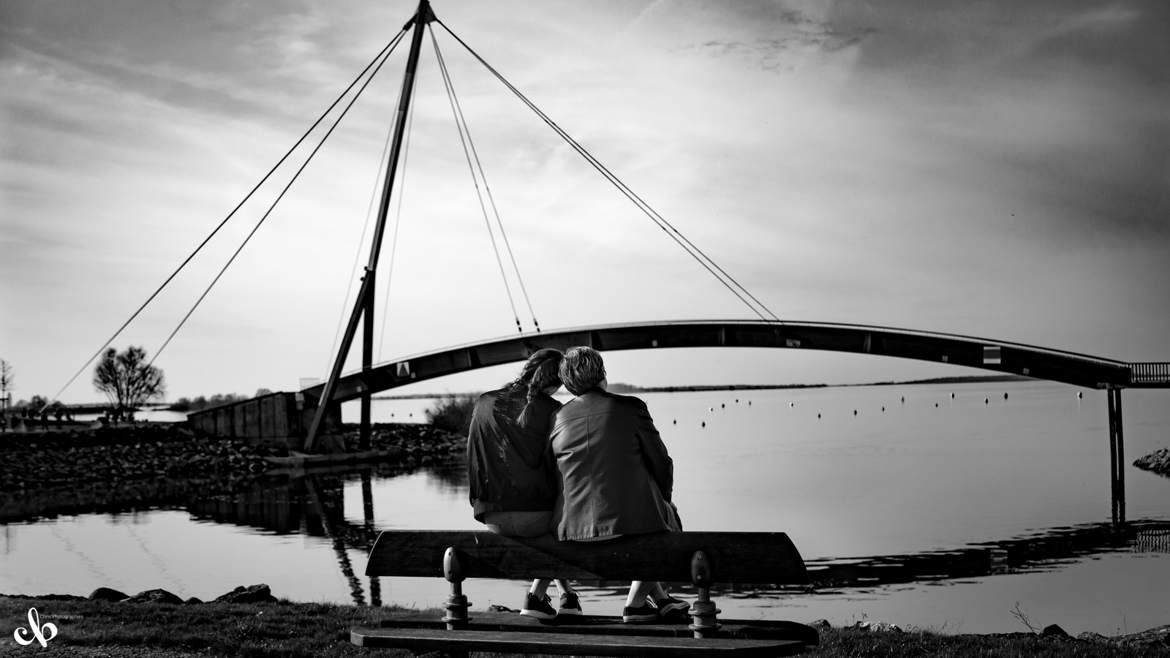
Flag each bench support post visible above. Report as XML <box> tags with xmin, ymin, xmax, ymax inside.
<box><xmin>688</xmin><ymin>550</ymin><xmax>722</xmax><ymax>638</ymax></box>
<box><xmin>441</xmin><ymin>547</ymin><xmax>471</xmax><ymax>629</ymax></box>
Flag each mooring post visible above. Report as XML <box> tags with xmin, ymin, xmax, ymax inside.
<box><xmin>1108</xmin><ymin>386</ymin><xmax>1126</xmax><ymax>526</ymax></box>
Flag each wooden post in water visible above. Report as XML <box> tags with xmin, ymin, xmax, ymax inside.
<box><xmin>305</xmin><ymin>0</ymin><xmax>435</xmax><ymax>452</ymax></box>
<box><xmin>1108</xmin><ymin>386</ymin><xmax>1126</xmax><ymax>526</ymax></box>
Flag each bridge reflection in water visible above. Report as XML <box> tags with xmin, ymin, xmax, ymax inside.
<box><xmin>185</xmin><ymin>467</ymin><xmax>1170</xmax><ymax>606</ymax></box>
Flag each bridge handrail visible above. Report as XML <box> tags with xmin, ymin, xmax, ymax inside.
<box><xmin>1130</xmin><ymin>362</ymin><xmax>1170</xmax><ymax>384</ymax></box>
<box><xmin>335</xmin><ymin>318</ymin><xmax>1132</xmax><ymax>384</ymax></box>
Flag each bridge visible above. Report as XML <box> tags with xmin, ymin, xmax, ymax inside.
<box><xmin>298</xmin><ymin>319</ymin><xmax>1168</xmax><ymax>403</ymax></box>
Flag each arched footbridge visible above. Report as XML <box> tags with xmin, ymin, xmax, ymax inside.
<box><xmin>304</xmin><ymin>319</ymin><xmax>1169</xmax><ymax>403</ymax></box>
<box><xmin>189</xmin><ymin>319</ymin><xmax>1166</xmax><ymax>524</ymax></box>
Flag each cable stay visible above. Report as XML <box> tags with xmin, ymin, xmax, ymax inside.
<box><xmin>376</xmin><ymin>88</ymin><xmax>418</xmax><ymax>362</ymax></box>
<box><xmin>148</xmin><ymin>31</ymin><xmax>407</xmax><ymax>369</ymax></box>
<box><xmin>430</xmin><ymin>26</ymin><xmax>541</xmax><ymax>333</ymax></box>
<box><xmin>430</xmin><ymin>27</ymin><xmax>530</xmax><ymax>334</ymax></box>
<box><xmin>434</xmin><ymin>19</ymin><xmax>781</xmax><ymax>324</ymax></box>
<box><xmin>42</xmin><ymin>29</ymin><xmax>411</xmax><ymax>408</ymax></box>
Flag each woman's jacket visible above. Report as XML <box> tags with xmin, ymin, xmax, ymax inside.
<box><xmin>466</xmin><ymin>387</ymin><xmax>561</xmax><ymax>522</ymax></box>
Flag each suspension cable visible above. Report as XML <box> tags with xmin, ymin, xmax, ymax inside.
<box><xmin>435</xmin><ymin>20</ymin><xmax>781</xmax><ymax>323</ymax></box>
<box><xmin>430</xmin><ymin>25</ymin><xmax>541</xmax><ymax>333</ymax></box>
<box><xmin>377</xmin><ymin>86</ymin><xmax>418</xmax><ymax>362</ymax></box>
<box><xmin>148</xmin><ymin>32</ymin><xmax>405</xmax><ymax>368</ymax></box>
<box><xmin>430</xmin><ymin>26</ymin><xmax>525</xmax><ymax>334</ymax></box>
<box><xmin>45</xmin><ymin>31</ymin><xmax>409</xmax><ymax>406</ymax></box>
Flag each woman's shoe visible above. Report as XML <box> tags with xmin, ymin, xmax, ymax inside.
<box><xmin>558</xmin><ymin>592</ymin><xmax>583</xmax><ymax>616</ymax></box>
<box><xmin>520</xmin><ymin>593</ymin><xmax>556</xmax><ymax>620</ymax></box>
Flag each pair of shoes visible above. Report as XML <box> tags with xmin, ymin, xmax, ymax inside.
<box><xmin>654</xmin><ymin>595</ymin><xmax>690</xmax><ymax>618</ymax></box>
<box><xmin>557</xmin><ymin>592</ymin><xmax>582</xmax><ymax>616</ymax></box>
<box><xmin>521</xmin><ymin>592</ymin><xmax>583</xmax><ymax>619</ymax></box>
<box><xmin>520</xmin><ymin>593</ymin><xmax>556</xmax><ymax>620</ymax></box>
<box><xmin>622</xmin><ymin>601</ymin><xmax>658</xmax><ymax>623</ymax></box>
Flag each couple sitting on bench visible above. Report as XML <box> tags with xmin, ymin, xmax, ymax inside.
<box><xmin>467</xmin><ymin>345</ymin><xmax>689</xmax><ymax>623</ymax></box>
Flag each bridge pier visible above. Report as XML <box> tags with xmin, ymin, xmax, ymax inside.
<box><xmin>1107</xmin><ymin>387</ymin><xmax>1126</xmax><ymax>526</ymax></box>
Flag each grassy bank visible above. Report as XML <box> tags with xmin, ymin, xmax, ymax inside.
<box><xmin>2</xmin><ymin>596</ymin><xmax>1166</xmax><ymax>657</ymax></box>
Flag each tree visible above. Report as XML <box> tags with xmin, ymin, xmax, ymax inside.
<box><xmin>93</xmin><ymin>346</ymin><xmax>165</xmax><ymax>411</ymax></box>
<box><xmin>0</xmin><ymin>358</ymin><xmax>12</xmax><ymax>415</ymax></box>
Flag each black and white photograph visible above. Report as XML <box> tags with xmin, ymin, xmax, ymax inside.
<box><xmin>2</xmin><ymin>0</ymin><xmax>1168</xmax><ymax>655</ymax></box>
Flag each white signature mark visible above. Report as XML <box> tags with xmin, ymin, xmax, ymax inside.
<box><xmin>14</xmin><ymin>607</ymin><xmax>58</xmax><ymax>648</ymax></box>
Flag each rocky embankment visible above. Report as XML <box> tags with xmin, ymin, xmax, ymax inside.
<box><xmin>0</xmin><ymin>422</ymin><xmax>464</xmax><ymax>522</ymax></box>
<box><xmin>1134</xmin><ymin>447</ymin><xmax>1170</xmax><ymax>477</ymax></box>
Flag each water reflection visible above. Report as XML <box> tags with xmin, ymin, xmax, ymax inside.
<box><xmin>184</xmin><ymin>464</ymin><xmax>1168</xmax><ymax>605</ymax></box>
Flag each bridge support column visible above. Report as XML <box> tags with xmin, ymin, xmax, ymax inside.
<box><xmin>1107</xmin><ymin>387</ymin><xmax>1126</xmax><ymax>526</ymax></box>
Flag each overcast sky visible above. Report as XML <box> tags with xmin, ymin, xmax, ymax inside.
<box><xmin>2</xmin><ymin>0</ymin><xmax>1168</xmax><ymax>403</ymax></box>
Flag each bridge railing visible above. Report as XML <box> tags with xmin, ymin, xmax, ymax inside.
<box><xmin>1130</xmin><ymin>362</ymin><xmax>1170</xmax><ymax>385</ymax></box>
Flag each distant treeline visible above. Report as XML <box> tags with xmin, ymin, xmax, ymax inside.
<box><xmin>373</xmin><ymin>375</ymin><xmax>1031</xmax><ymax>400</ymax></box>
<box><xmin>168</xmin><ymin>389</ymin><xmax>274</xmax><ymax>412</ymax></box>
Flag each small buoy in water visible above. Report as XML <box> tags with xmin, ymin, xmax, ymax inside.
<box><xmin>951</xmin><ymin>392</ymin><xmax>955</xmax><ymax>399</ymax></box>
<box><xmin>735</xmin><ymin>399</ymin><xmax>739</xmax><ymax>403</ymax></box>
<box><xmin>881</xmin><ymin>406</ymin><xmax>885</xmax><ymax>412</ymax></box>
<box><xmin>934</xmin><ymin>403</ymin><xmax>939</xmax><ymax>408</ymax></box>
<box><xmin>701</xmin><ymin>421</ymin><xmax>706</xmax><ymax>428</ymax></box>
<box><xmin>1077</xmin><ymin>391</ymin><xmax>1083</xmax><ymax>399</ymax></box>
<box><xmin>1003</xmin><ymin>392</ymin><xmax>1009</xmax><ymax>400</ymax></box>
<box><xmin>672</xmin><ymin>419</ymin><xmax>677</xmax><ymax>425</ymax></box>
<box><xmin>721</xmin><ymin>403</ymin><xmax>725</xmax><ymax>409</ymax></box>
<box><xmin>984</xmin><ymin>398</ymin><xmax>989</xmax><ymax>404</ymax></box>
<box><xmin>709</xmin><ymin>407</ymin><xmax>714</xmax><ymax>412</ymax></box>
<box><xmin>853</xmin><ymin>409</ymin><xmax>858</xmax><ymax>415</ymax></box>
<box><xmin>817</xmin><ymin>413</ymin><xmax>821</xmax><ymax>419</ymax></box>
<box><xmin>748</xmin><ymin>401</ymin><xmax>752</xmax><ymax>406</ymax></box>
<box><xmin>900</xmin><ymin>396</ymin><xmax>905</xmax><ymax>403</ymax></box>
<box><xmin>390</xmin><ymin>413</ymin><xmax>395</xmax><ymax>418</ymax></box>
<box><xmin>409</xmin><ymin>413</ymin><xmax>413</xmax><ymax>417</ymax></box>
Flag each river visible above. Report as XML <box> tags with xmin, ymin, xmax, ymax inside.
<box><xmin>2</xmin><ymin>380</ymin><xmax>1167</xmax><ymax>634</ymax></box>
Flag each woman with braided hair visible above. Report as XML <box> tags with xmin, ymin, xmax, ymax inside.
<box><xmin>466</xmin><ymin>348</ymin><xmax>582</xmax><ymax>619</ymax></box>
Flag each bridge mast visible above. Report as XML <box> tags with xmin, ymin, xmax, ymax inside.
<box><xmin>305</xmin><ymin>0</ymin><xmax>435</xmax><ymax>452</ymax></box>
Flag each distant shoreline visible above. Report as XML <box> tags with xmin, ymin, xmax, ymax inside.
<box><xmin>374</xmin><ymin>374</ymin><xmax>1033</xmax><ymax>400</ymax></box>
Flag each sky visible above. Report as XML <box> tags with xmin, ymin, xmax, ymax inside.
<box><xmin>1</xmin><ymin>0</ymin><xmax>1168</xmax><ymax>404</ymax></box>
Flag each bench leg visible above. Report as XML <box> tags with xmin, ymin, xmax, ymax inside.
<box><xmin>688</xmin><ymin>586</ymin><xmax>722</xmax><ymax>639</ymax></box>
<box><xmin>442</xmin><ymin>547</ymin><xmax>471</xmax><ymax>630</ymax></box>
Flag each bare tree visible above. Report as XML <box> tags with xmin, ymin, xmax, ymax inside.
<box><xmin>0</xmin><ymin>358</ymin><xmax>11</xmax><ymax>431</ymax></box>
<box><xmin>93</xmin><ymin>346</ymin><xmax>165</xmax><ymax>414</ymax></box>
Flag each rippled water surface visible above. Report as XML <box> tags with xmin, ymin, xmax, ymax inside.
<box><xmin>2</xmin><ymin>381</ymin><xmax>1168</xmax><ymax>634</ymax></box>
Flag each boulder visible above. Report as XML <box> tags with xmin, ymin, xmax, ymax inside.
<box><xmin>126</xmin><ymin>588</ymin><xmax>184</xmax><ymax>605</ymax></box>
<box><xmin>214</xmin><ymin>584</ymin><xmax>277</xmax><ymax>604</ymax></box>
<box><xmin>89</xmin><ymin>587</ymin><xmax>129</xmax><ymax>602</ymax></box>
<box><xmin>1041</xmin><ymin>623</ymin><xmax>1069</xmax><ymax>638</ymax></box>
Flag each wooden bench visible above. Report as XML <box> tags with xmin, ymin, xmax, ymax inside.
<box><xmin>351</xmin><ymin>530</ymin><xmax>817</xmax><ymax>656</ymax></box>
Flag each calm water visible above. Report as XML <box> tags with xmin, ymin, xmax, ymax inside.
<box><xmin>3</xmin><ymin>381</ymin><xmax>1168</xmax><ymax>634</ymax></box>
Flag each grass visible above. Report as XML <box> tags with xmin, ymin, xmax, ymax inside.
<box><xmin>3</xmin><ymin>596</ymin><xmax>1166</xmax><ymax>657</ymax></box>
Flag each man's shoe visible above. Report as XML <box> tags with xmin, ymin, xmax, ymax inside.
<box><xmin>558</xmin><ymin>592</ymin><xmax>583</xmax><ymax>616</ymax></box>
<box><xmin>655</xmin><ymin>595</ymin><xmax>690</xmax><ymax>618</ymax></box>
<box><xmin>621</xmin><ymin>601</ymin><xmax>659</xmax><ymax>623</ymax></box>
<box><xmin>520</xmin><ymin>593</ymin><xmax>556</xmax><ymax>620</ymax></box>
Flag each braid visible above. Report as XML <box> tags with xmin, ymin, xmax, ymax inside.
<box><xmin>515</xmin><ymin>348</ymin><xmax>563</xmax><ymax>426</ymax></box>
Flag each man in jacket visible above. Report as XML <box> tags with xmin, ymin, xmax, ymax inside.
<box><xmin>549</xmin><ymin>346</ymin><xmax>688</xmax><ymax>623</ymax></box>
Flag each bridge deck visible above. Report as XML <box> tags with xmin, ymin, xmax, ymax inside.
<box><xmin>298</xmin><ymin>319</ymin><xmax>1167</xmax><ymax>405</ymax></box>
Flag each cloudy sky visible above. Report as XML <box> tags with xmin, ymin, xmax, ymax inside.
<box><xmin>2</xmin><ymin>0</ymin><xmax>1168</xmax><ymax>403</ymax></box>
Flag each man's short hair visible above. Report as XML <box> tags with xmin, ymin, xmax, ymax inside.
<box><xmin>559</xmin><ymin>346</ymin><xmax>606</xmax><ymax>395</ymax></box>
